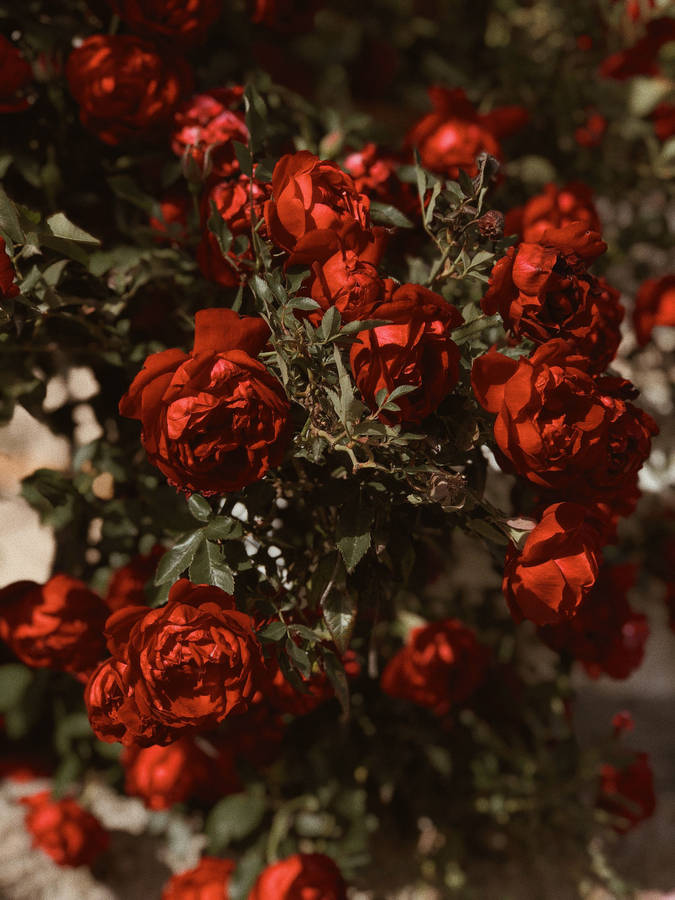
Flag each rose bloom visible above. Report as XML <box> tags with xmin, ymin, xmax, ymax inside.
<box><xmin>481</xmin><ymin>223</ymin><xmax>623</xmax><ymax>371</ymax></box>
<box><xmin>264</xmin><ymin>151</ymin><xmax>373</xmax><ymax>265</ymax></box>
<box><xmin>172</xmin><ymin>89</ymin><xmax>249</xmax><ymax>180</ymax></box>
<box><xmin>119</xmin><ymin>308</ymin><xmax>291</xmax><ymax>496</ymax></box>
<box><xmin>575</xmin><ymin>109</ymin><xmax>607</xmax><ymax>148</ymax></box>
<box><xmin>381</xmin><ymin>619</ymin><xmax>488</xmax><ymax>715</ymax></box>
<box><xmin>0</xmin><ymin>575</ymin><xmax>108</xmax><ymax>677</ymax></box>
<box><xmin>0</xmin><ymin>35</ymin><xmax>31</xmax><ymax>113</ymax></box>
<box><xmin>504</xmin><ymin>183</ymin><xmax>601</xmax><ymax>243</ymax></box>
<box><xmin>107</xmin><ymin>0</ymin><xmax>223</xmax><ymax>46</ymax></box>
<box><xmin>162</xmin><ymin>857</ymin><xmax>236</xmax><ymax>900</ymax></box>
<box><xmin>600</xmin><ymin>17</ymin><xmax>675</xmax><ymax>80</ymax></box>
<box><xmin>502</xmin><ymin>503</ymin><xmax>603</xmax><ymax>626</ymax></box>
<box><xmin>471</xmin><ymin>341</ymin><xmax>657</xmax><ymax>507</ymax></box>
<box><xmin>538</xmin><ymin>563</ymin><xmax>649</xmax><ymax>677</ymax></box>
<box><xmin>598</xmin><ymin>752</ymin><xmax>656</xmax><ymax>832</ymax></box>
<box><xmin>122</xmin><ymin>737</ymin><xmax>240</xmax><ymax>809</ymax></box>
<box><xmin>105</xmin><ymin>544</ymin><xmax>165</xmax><ymax>611</ymax></box>
<box><xmin>350</xmin><ymin>282</ymin><xmax>463</xmax><ymax>425</ymax></box>
<box><xmin>1</xmin><ymin>237</ymin><xmax>20</xmax><ymax>299</ymax></box>
<box><xmin>84</xmin><ymin>657</ymin><xmax>131</xmax><ymax>743</ymax></box>
<box><xmin>197</xmin><ymin>175</ymin><xmax>270</xmax><ymax>287</ymax></box>
<box><xmin>406</xmin><ymin>86</ymin><xmax>528</xmax><ymax>178</ymax></box>
<box><xmin>21</xmin><ymin>791</ymin><xmax>109</xmax><ymax>868</ymax></box>
<box><xmin>343</xmin><ymin>143</ymin><xmax>416</xmax><ymax>214</ymax></box>
<box><xmin>66</xmin><ymin>35</ymin><xmax>192</xmax><ymax>145</ymax></box>
<box><xmin>88</xmin><ymin>580</ymin><xmax>265</xmax><ymax>746</ymax></box>
<box><xmin>249</xmin><ymin>853</ymin><xmax>347</xmax><ymax>900</ymax></box>
<box><xmin>305</xmin><ymin>247</ymin><xmax>384</xmax><ymax>324</ymax></box>
<box><xmin>633</xmin><ymin>273</ymin><xmax>675</xmax><ymax>346</ymax></box>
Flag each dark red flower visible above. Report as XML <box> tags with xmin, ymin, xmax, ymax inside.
<box><xmin>119</xmin><ymin>308</ymin><xmax>291</xmax><ymax>496</ymax></box>
<box><xmin>633</xmin><ymin>273</ymin><xmax>675</xmax><ymax>346</ymax></box>
<box><xmin>0</xmin><ymin>237</ymin><xmax>20</xmax><ymax>299</ymax></box>
<box><xmin>381</xmin><ymin>619</ymin><xmax>488</xmax><ymax>715</ymax></box>
<box><xmin>162</xmin><ymin>856</ymin><xmax>236</xmax><ymax>899</ymax></box>
<box><xmin>105</xmin><ymin>545</ymin><xmax>165</xmax><ymax>611</ymax></box>
<box><xmin>651</xmin><ymin>102</ymin><xmax>675</xmax><ymax>141</ymax></box>
<box><xmin>0</xmin><ymin>575</ymin><xmax>108</xmax><ymax>677</ymax></box>
<box><xmin>149</xmin><ymin>194</ymin><xmax>190</xmax><ymax>244</ymax></box>
<box><xmin>107</xmin><ymin>0</ymin><xmax>223</xmax><ymax>46</ymax></box>
<box><xmin>481</xmin><ymin>224</ymin><xmax>623</xmax><ymax>370</ymax></box>
<box><xmin>172</xmin><ymin>89</ymin><xmax>248</xmax><ymax>181</ymax></box>
<box><xmin>66</xmin><ymin>35</ymin><xmax>192</xmax><ymax>145</ymax></box>
<box><xmin>0</xmin><ymin>35</ymin><xmax>31</xmax><ymax>113</ymax></box>
<box><xmin>21</xmin><ymin>791</ymin><xmax>109</xmax><ymax>868</ymax></box>
<box><xmin>598</xmin><ymin>752</ymin><xmax>656</xmax><ymax>832</ymax></box>
<box><xmin>471</xmin><ymin>342</ymin><xmax>657</xmax><ymax>507</ymax></box>
<box><xmin>502</xmin><ymin>503</ymin><xmax>604</xmax><ymax>626</ymax></box>
<box><xmin>504</xmin><ymin>183</ymin><xmax>601</xmax><ymax>243</ymax></box>
<box><xmin>538</xmin><ymin>563</ymin><xmax>649</xmax><ymax>677</ymax></box>
<box><xmin>350</xmin><ymin>283</ymin><xmax>463</xmax><ymax>424</ymax></box>
<box><xmin>84</xmin><ymin>657</ymin><xmax>131</xmax><ymax>743</ymax></box>
<box><xmin>600</xmin><ymin>17</ymin><xmax>675</xmax><ymax>80</ymax></box>
<box><xmin>575</xmin><ymin>110</ymin><xmax>607</xmax><ymax>148</ymax></box>
<box><xmin>304</xmin><ymin>248</ymin><xmax>384</xmax><ymax>324</ymax></box>
<box><xmin>406</xmin><ymin>86</ymin><xmax>528</xmax><ymax>178</ymax></box>
<box><xmin>248</xmin><ymin>853</ymin><xmax>347</xmax><ymax>900</ymax></box>
<box><xmin>343</xmin><ymin>143</ymin><xmax>415</xmax><ymax>213</ymax></box>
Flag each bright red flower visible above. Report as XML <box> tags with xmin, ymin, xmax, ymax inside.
<box><xmin>502</xmin><ymin>503</ymin><xmax>604</xmax><ymax>626</ymax></box>
<box><xmin>406</xmin><ymin>86</ymin><xmax>528</xmax><ymax>178</ymax></box>
<box><xmin>172</xmin><ymin>89</ymin><xmax>248</xmax><ymax>181</ymax></box>
<box><xmin>504</xmin><ymin>183</ymin><xmax>601</xmax><ymax>243</ymax></box>
<box><xmin>122</xmin><ymin>737</ymin><xmax>240</xmax><ymax>810</ymax></box>
<box><xmin>21</xmin><ymin>791</ymin><xmax>109</xmax><ymax>868</ymax></box>
<box><xmin>0</xmin><ymin>35</ymin><xmax>31</xmax><ymax>113</ymax></box>
<box><xmin>107</xmin><ymin>0</ymin><xmax>223</xmax><ymax>46</ymax></box>
<box><xmin>0</xmin><ymin>237</ymin><xmax>20</xmax><ymax>299</ymax></box>
<box><xmin>633</xmin><ymin>273</ymin><xmax>675</xmax><ymax>346</ymax></box>
<box><xmin>264</xmin><ymin>151</ymin><xmax>373</xmax><ymax>265</ymax></box>
<box><xmin>162</xmin><ymin>856</ymin><xmax>236</xmax><ymax>899</ymax></box>
<box><xmin>119</xmin><ymin>308</ymin><xmax>291</xmax><ymax>496</ymax></box>
<box><xmin>598</xmin><ymin>752</ymin><xmax>656</xmax><ymax>832</ymax></box>
<box><xmin>0</xmin><ymin>575</ymin><xmax>108</xmax><ymax>677</ymax></box>
<box><xmin>481</xmin><ymin>224</ymin><xmax>623</xmax><ymax>371</ymax></box>
<box><xmin>471</xmin><ymin>341</ymin><xmax>657</xmax><ymax>507</ymax></box>
<box><xmin>105</xmin><ymin>545</ymin><xmax>165</xmax><ymax>611</ymax></box>
<box><xmin>66</xmin><ymin>35</ymin><xmax>192</xmax><ymax>145</ymax></box>
<box><xmin>248</xmin><ymin>853</ymin><xmax>347</xmax><ymax>900</ymax></box>
<box><xmin>381</xmin><ymin>619</ymin><xmax>488</xmax><ymax>715</ymax></box>
<box><xmin>350</xmin><ymin>282</ymin><xmax>463</xmax><ymax>424</ymax></box>
<box><xmin>84</xmin><ymin>657</ymin><xmax>131</xmax><ymax>743</ymax></box>
<box><xmin>304</xmin><ymin>248</ymin><xmax>384</xmax><ymax>324</ymax></box>
<box><xmin>343</xmin><ymin>143</ymin><xmax>415</xmax><ymax>213</ymax></box>
<box><xmin>538</xmin><ymin>563</ymin><xmax>649</xmax><ymax>677</ymax></box>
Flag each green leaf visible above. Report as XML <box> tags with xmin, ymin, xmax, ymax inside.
<box><xmin>250</xmin><ymin>273</ymin><xmax>275</xmax><ymax>310</ymax></box>
<box><xmin>208</xmin><ymin>200</ymin><xmax>233</xmax><ymax>255</ymax></box>
<box><xmin>288</xmin><ymin>296</ymin><xmax>321</xmax><ymax>311</ymax></box>
<box><xmin>369</xmin><ymin>201</ymin><xmax>414</xmax><ymax>229</ymax></box>
<box><xmin>232</xmin><ymin>141</ymin><xmax>253</xmax><ymax>177</ymax></box>
<box><xmin>0</xmin><ymin>185</ymin><xmax>23</xmax><ymax>244</ymax></box>
<box><xmin>205</xmin><ymin>517</ymin><xmax>244</xmax><ymax>540</ymax></box>
<box><xmin>332</xmin><ymin>344</ymin><xmax>355</xmax><ymax>425</ymax></box>
<box><xmin>187</xmin><ymin>493</ymin><xmax>212</xmax><ymax>522</ymax></box>
<box><xmin>323</xmin><ymin>650</ymin><xmax>350</xmax><ymax>717</ymax></box>
<box><xmin>244</xmin><ymin>84</ymin><xmax>267</xmax><ymax>155</ymax></box>
<box><xmin>321</xmin><ymin>589</ymin><xmax>357</xmax><ymax>655</ymax></box>
<box><xmin>285</xmin><ymin>637</ymin><xmax>312</xmax><ymax>679</ymax></box>
<box><xmin>107</xmin><ymin>175</ymin><xmax>156</xmax><ymax>213</ymax></box>
<box><xmin>336</xmin><ymin>495</ymin><xmax>373</xmax><ymax>573</ymax></box>
<box><xmin>45</xmin><ymin>212</ymin><xmax>100</xmax><ymax>245</ymax></box>
<box><xmin>206</xmin><ymin>785</ymin><xmax>267</xmax><ymax>852</ymax></box>
<box><xmin>189</xmin><ymin>539</ymin><xmax>236</xmax><ymax>594</ymax></box>
<box><xmin>0</xmin><ymin>664</ymin><xmax>33</xmax><ymax>712</ymax></box>
<box><xmin>154</xmin><ymin>529</ymin><xmax>205</xmax><ymax>585</ymax></box>
<box><xmin>258</xmin><ymin>621</ymin><xmax>287</xmax><ymax>641</ymax></box>
<box><xmin>319</xmin><ymin>306</ymin><xmax>341</xmax><ymax>341</ymax></box>
<box><xmin>452</xmin><ymin>314</ymin><xmax>501</xmax><ymax>345</ymax></box>
<box><xmin>339</xmin><ymin>318</ymin><xmax>388</xmax><ymax>336</ymax></box>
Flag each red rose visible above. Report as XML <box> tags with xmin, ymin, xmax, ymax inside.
<box><xmin>350</xmin><ymin>283</ymin><xmax>463</xmax><ymax>424</ymax></box>
<box><xmin>84</xmin><ymin>657</ymin><xmax>131</xmax><ymax>743</ymax></box>
<box><xmin>538</xmin><ymin>563</ymin><xmax>649</xmax><ymax>677</ymax></box>
<box><xmin>162</xmin><ymin>856</ymin><xmax>236</xmax><ymax>899</ymax></box>
<box><xmin>343</xmin><ymin>143</ymin><xmax>415</xmax><ymax>214</ymax></box>
<box><xmin>600</xmin><ymin>17</ymin><xmax>675</xmax><ymax>80</ymax></box>
<box><xmin>0</xmin><ymin>35</ymin><xmax>31</xmax><ymax>113</ymax></box>
<box><xmin>264</xmin><ymin>151</ymin><xmax>373</xmax><ymax>265</ymax></box>
<box><xmin>149</xmin><ymin>194</ymin><xmax>190</xmax><ymax>244</ymax></box>
<box><xmin>1</xmin><ymin>237</ymin><xmax>20</xmax><ymax>299</ymax></box>
<box><xmin>502</xmin><ymin>503</ymin><xmax>603</xmax><ymax>626</ymax></box>
<box><xmin>406</xmin><ymin>86</ymin><xmax>528</xmax><ymax>178</ymax></box>
<box><xmin>105</xmin><ymin>544</ymin><xmax>165</xmax><ymax>610</ymax></box>
<box><xmin>471</xmin><ymin>342</ymin><xmax>657</xmax><ymax>506</ymax></box>
<box><xmin>481</xmin><ymin>224</ymin><xmax>623</xmax><ymax>371</ymax></box>
<box><xmin>598</xmin><ymin>752</ymin><xmax>656</xmax><ymax>832</ymax></box>
<box><xmin>21</xmin><ymin>791</ymin><xmax>109</xmax><ymax>868</ymax></box>
<box><xmin>504</xmin><ymin>183</ymin><xmax>601</xmax><ymax>243</ymax></box>
<box><xmin>248</xmin><ymin>853</ymin><xmax>347</xmax><ymax>900</ymax></box>
<box><xmin>91</xmin><ymin>580</ymin><xmax>265</xmax><ymax>746</ymax></box>
<box><xmin>381</xmin><ymin>619</ymin><xmax>488</xmax><ymax>715</ymax></box>
<box><xmin>304</xmin><ymin>248</ymin><xmax>384</xmax><ymax>324</ymax></box>
<box><xmin>633</xmin><ymin>273</ymin><xmax>675</xmax><ymax>346</ymax></box>
<box><xmin>0</xmin><ymin>575</ymin><xmax>108</xmax><ymax>677</ymax></box>
<box><xmin>107</xmin><ymin>0</ymin><xmax>222</xmax><ymax>46</ymax></box>
<box><xmin>197</xmin><ymin>175</ymin><xmax>270</xmax><ymax>287</ymax></box>
<box><xmin>172</xmin><ymin>89</ymin><xmax>249</xmax><ymax>181</ymax></box>
<box><xmin>66</xmin><ymin>35</ymin><xmax>192</xmax><ymax>145</ymax></box>
<box><xmin>122</xmin><ymin>737</ymin><xmax>240</xmax><ymax>810</ymax></box>
<box><xmin>651</xmin><ymin>102</ymin><xmax>675</xmax><ymax>142</ymax></box>
<box><xmin>119</xmin><ymin>308</ymin><xmax>291</xmax><ymax>496</ymax></box>
<box><xmin>575</xmin><ymin>110</ymin><xmax>607</xmax><ymax>148</ymax></box>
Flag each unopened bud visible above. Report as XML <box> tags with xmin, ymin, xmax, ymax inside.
<box><xmin>477</xmin><ymin>210</ymin><xmax>504</xmax><ymax>240</ymax></box>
